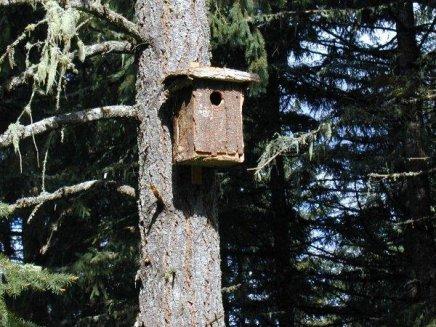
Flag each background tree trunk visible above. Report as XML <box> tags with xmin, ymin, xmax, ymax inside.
<box><xmin>394</xmin><ymin>1</ymin><xmax>435</xmax><ymax>317</ymax></box>
<box><xmin>267</xmin><ymin>73</ymin><xmax>295</xmax><ymax>326</ymax></box>
<box><xmin>134</xmin><ymin>1</ymin><xmax>225</xmax><ymax>326</ymax></box>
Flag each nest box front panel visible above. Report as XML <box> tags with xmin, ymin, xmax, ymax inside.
<box><xmin>192</xmin><ymin>82</ymin><xmax>244</xmax><ymax>164</ymax></box>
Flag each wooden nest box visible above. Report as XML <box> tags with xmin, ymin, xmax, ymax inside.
<box><xmin>165</xmin><ymin>66</ymin><xmax>260</xmax><ymax>166</ymax></box>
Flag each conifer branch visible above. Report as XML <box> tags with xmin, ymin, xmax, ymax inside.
<box><xmin>247</xmin><ymin>1</ymin><xmax>408</xmax><ymax>24</ymax></box>
<box><xmin>247</xmin><ymin>9</ymin><xmax>337</xmax><ymax>23</ymax></box>
<box><xmin>0</xmin><ymin>105</ymin><xmax>137</xmax><ymax>148</ymax></box>
<box><xmin>7</xmin><ymin>180</ymin><xmax>136</xmax><ymax>215</ymax></box>
<box><xmin>249</xmin><ymin>123</ymin><xmax>332</xmax><ymax>176</ymax></box>
<box><xmin>0</xmin><ymin>253</ymin><xmax>76</xmax><ymax>326</ymax></box>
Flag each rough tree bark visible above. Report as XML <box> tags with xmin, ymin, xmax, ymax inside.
<box><xmin>134</xmin><ymin>1</ymin><xmax>225</xmax><ymax>326</ymax></box>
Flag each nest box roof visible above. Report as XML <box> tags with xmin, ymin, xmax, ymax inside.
<box><xmin>166</xmin><ymin>66</ymin><xmax>260</xmax><ymax>84</ymax></box>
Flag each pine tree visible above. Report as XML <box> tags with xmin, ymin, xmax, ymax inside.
<box><xmin>212</xmin><ymin>0</ymin><xmax>435</xmax><ymax>325</ymax></box>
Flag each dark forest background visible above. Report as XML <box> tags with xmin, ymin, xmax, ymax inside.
<box><xmin>0</xmin><ymin>0</ymin><xmax>434</xmax><ymax>326</ymax></box>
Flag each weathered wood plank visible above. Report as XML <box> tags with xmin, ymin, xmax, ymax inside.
<box><xmin>167</xmin><ymin>66</ymin><xmax>260</xmax><ymax>84</ymax></box>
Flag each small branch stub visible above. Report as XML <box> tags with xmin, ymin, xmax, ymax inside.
<box><xmin>165</xmin><ymin>66</ymin><xmax>259</xmax><ymax>167</ymax></box>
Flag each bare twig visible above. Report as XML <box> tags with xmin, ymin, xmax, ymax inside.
<box><xmin>27</xmin><ymin>202</ymin><xmax>44</xmax><ymax>223</ymax></box>
<box><xmin>418</xmin><ymin>16</ymin><xmax>436</xmax><ymax>48</ymax></box>
<box><xmin>5</xmin><ymin>65</ymin><xmax>37</xmax><ymax>90</ymax></box>
<box><xmin>0</xmin><ymin>105</ymin><xmax>137</xmax><ymax>148</ymax></box>
<box><xmin>0</xmin><ymin>19</ymin><xmax>47</xmax><ymax>66</ymax></box>
<box><xmin>407</xmin><ymin>157</ymin><xmax>430</xmax><ymax>161</ymax></box>
<box><xmin>394</xmin><ymin>216</ymin><xmax>434</xmax><ymax>226</ymax></box>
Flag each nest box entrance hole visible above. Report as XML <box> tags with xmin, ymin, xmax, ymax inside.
<box><xmin>210</xmin><ymin>91</ymin><xmax>223</xmax><ymax>106</ymax></box>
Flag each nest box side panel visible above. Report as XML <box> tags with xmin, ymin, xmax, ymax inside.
<box><xmin>224</xmin><ymin>86</ymin><xmax>244</xmax><ymax>157</ymax></box>
<box><xmin>173</xmin><ymin>89</ymin><xmax>195</xmax><ymax>163</ymax></box>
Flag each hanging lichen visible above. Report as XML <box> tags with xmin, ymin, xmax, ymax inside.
<box><xmin>0</xmin><ymin>203</ymin><xmax>12</xmax><ymax>220</ymax></box>
<box><xmin>6</xmin><ymin>122</ymin><xmax>24</xmax><ymax>154</ymax></box>
<box><xmin>34</xmin><ymin>0</ymin><xmax>81</xmax><ymax>95</ymax></box>
<box><xmin>6</xmin><ymin>122</ymin><xmax>24</xmax><ymax>172</ymax></box>
<box><xmin>77</xmin><ymin>39</ymin><xmax>86</xmax><ymax>62</ymax></box>
<box><xmin>0</xmin><ymin>0</ymin><xmax>85</xmax><ymax>174</ymax></box>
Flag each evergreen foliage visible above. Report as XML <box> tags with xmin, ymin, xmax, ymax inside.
<box><xmin>212</xmin><ymin>0</ymin><xmax>435</xmax><ymax>325</ymax></box>
<box><xmin>0</xmin><ymin>0</ymin><xmax>139</xmax><ymax>325</ymax></box>
<box><xmin>210</xmin><ymin>1</ymin><xmax>269</xmax><ymax>92</ymax></box>
<box><xmin>0</xmin><ymin>254</ymin><xmax>75</xmax><ymax>326</ymax></box>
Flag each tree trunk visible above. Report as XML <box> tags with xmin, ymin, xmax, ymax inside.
<box><xmin>394</xmin><ymin>1</ymin><xmax>435</xmax><ymax>320</ymax></box>
<box><xmin>262</xmin><ymin>16</ymin><xmax>296</xmax><ymax>324</ymax></box>
<box><xmin>268</xmin><ymin>75</ymin><xmax>295</xmax><ymax>326</ymax></box>
<box><xmin>134</xmin><ymin>1</ymin><xmax>225</xmax><ymax>326</ymax></box>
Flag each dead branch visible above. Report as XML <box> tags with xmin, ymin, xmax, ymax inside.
<box><xmin>0</xmin><ymin>0</ymin><xmax>29</xmax><ymax>5</ymax></box>
<box><xmin>84</xmin><ymin>40</ymin><xmax>136</xmax><ymax>57</ymax></box>
<box><xmin>5</xmin><ymin>65</ymin><xmax>36</xmax><ymax>90</ymax></box>
<box><xmin>5</xmin><ymin>41</ymin><xmax>135</xmax><ymax>91</ymax></box>
<box><xmin>8</xmin><ymin>180</ymin><xmax>136</xmax><ymax>215</ymax></box>
<box><xmin>69</xmin><ymin>0</ymin><xmax>145</xmax><ymax>42</ymax></box>
<box><xmin>368</xmin><ymin>167</ymin><xmax>436</xmax><ymax>180</ymax></box>
<box><xmin>407</xmin><ymin>157</ymin><xmax>430</xmax><ymax>161</ymax></box>
<box><xmin>116</xmin><ymin>184</ymin><xmax>137</xmax><ymax>198</ymax></box>
<box><xmin>0</xmin><ymin>105</ymin><xmax>137</xmax><ymax>148</ymax></box>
